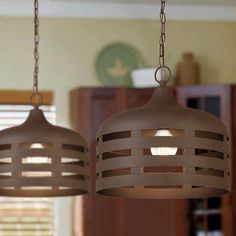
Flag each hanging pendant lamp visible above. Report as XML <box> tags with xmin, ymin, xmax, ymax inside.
<box><xmin>96</xmin><ymin>0</ymin><xmax>231</xmax><ymax>199</ymax></box>
<box><xmin>0</xmin><ymin>0</ymin><xmax>89</xmax><ymax>197</ymax></box>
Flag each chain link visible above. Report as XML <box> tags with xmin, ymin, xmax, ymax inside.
<box><xmin>33</xmin><ymin>0</ymin><xmax>39</xmax><ymax>95</ymax></box>
<box><xmin>159</xmin><ymin>0</ymin><xmax>166</xmax><ymax>69</ymax></box>
<box><xmin>154</xmin><ymin>0</ymin><xmax>171</xmax><ymax>87</ymax></box>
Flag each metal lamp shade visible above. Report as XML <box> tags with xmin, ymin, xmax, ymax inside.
<box><xmin>96</xmin><ymin>87</ymin><xmax>231</xmax><ymax>199</ymax></box>
<box><xmin>0</xmin><ymin>108</ymin><xmax>89</xmax><ymax>197</ymax></box>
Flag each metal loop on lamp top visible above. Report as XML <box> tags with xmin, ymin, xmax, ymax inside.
<box><xmin>0</xmin><ymin>107</ymin><xmax>89</xmax><ymax>197</ymax></box>
<box><xmin>154</xmin><ymin>66</ymin><xmax>171</xmax><ymax>86</ymax></box>
<box><xmin>30</xmin><ymin>92</ymin><xmax>44</xmax><ymax>107</ymax></box>
<box><xmin>96</xmin><ymin>87</ymin><xmax>231</xmax><ymax>199</ymax></box>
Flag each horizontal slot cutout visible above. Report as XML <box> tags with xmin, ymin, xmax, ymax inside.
<box><xmin>62</xmin><ymin>174</ymin><xmax>85</xmax><ymax>180</ymax></box>
<box><xmin>103</xmin><ymin>149</ymin><xmax>131</xmax><ymax>160</ymax></box>
<box><xmin>144</xmin><ymin>166</ymin><xmax>182</xmax><ymax>173</ymax></box>
<box><xmin>62</xmin><ymin>172</ymin><xmax>77</xmax><ymax>176</ymax></box>
<box><xmin>62</xmin><ymin>144</ymin><xmax>85</xmax><ymax>152</ymax></box>
<box><xmin>195</xmin><ymin>130</ymin><xmax>224</xmax><ymax>141</ymax></box>
<box><xmin>144</xmin><ymin>148</ymin><xmax>183</xmax><ymax>156</ymax></box>
<box><xmin>61</xmin><ymin>158</ymin><xmax>85</xmax><ymax>166</ymax></box>
<box><xmin>0</xmin><ymin>144</ymin><xmax>11</xmax><ymax>151</ymax></box>
<box><xmin>59</xmin><ymin>187</ymin><xmax>73</xmax><ymax>190</ymax></box>
<box><xmin>195</xmin><ymin>167</ymin><xmax>224</xmax><ymax>177</ymax></box>
<box><xmin>0</xmin><ymin>158</ymin><xmax>12</xmax><ymax>163</ymax></box>
<box><xmin>102</xmin><ymin>131</ymin><xmax>131</xmax><ymax>142</ymax></box>
<box><xmin>195</xmin><ymin>149</ymin><xmax>224</xmax><ymax>159</ymax></box>
<box><xmin>20</xmin><ymin>143</ymin><xmax>53</xmax><ymax>149</ymax></box>
<box><xmin>21</xmin><ymin>186</ymin><xmax>52</xmax><ymax>190</ymax></box>
<box><xmin>142</xmin><ymin>129</ymin><xmax>184</xmax><ymax>137</ymax></box>
<box><xmin>22</xmin><ymin>157</ymin><xmax>51</xmax><ymax>164</ymax></box>
<box><xmin>102</xmin><ymin>168</ymin><xmax>131</xmax><ymax>178</ymax></box>
<box><xmin>0</xmin><ymin>175</ymin><xmax>11</xmax><ymax>180</ymax></box>
<box><xmin>0</xmin><ymin>187</ymin><xmax>14</xmax><ymax>190</ymax></box>
<box><xmin>21</xmin><ymin>172</ymin><xmax>52</xmax><ymax>177</ymax></box>
<box><xmin>0</xmin><ymin>173</ymin><xmax>12</xmax><ymax>176</ymax></box>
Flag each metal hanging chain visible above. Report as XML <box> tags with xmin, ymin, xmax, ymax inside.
<box><xmin>31</xmin><ymin>0</ymin><xmax>43</xmax><ymax>106</ymax></box>
<box><xmin>33</xmin><ymin>0</ymin><xmax>39</xmax><ymax>95</ymax></box>
<box><xmin>155</xmin><ymin>0</ymin><xmax>171</xmax><ymax>86</ymax></box>
<box><xmin>159</xmin><ymin>0</ymin><xmax>166</xmax><ymax>69</ymax></box>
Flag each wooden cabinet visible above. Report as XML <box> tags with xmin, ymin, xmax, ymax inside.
<box><xmin>177</xmin><ymin>85</ymin><xmax>233</xmax><ymax>236</ymax></box>
<box><xmin>71</xmin><ymin>88</ymin><xmax>189</xmax><ymax>236</ymax></box>
<box><xmin>232</xmin><ymin>86</ymin><xmax>236</xmax><ymax>236</ymax></box>
<box><xmin>71</xmin><ymin>85</ymin><xmax>234</xmax><ymax>236</ymax></box>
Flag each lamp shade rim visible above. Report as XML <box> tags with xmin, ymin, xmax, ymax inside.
<box><xmin>96</xmin><ymin>187</ymin><xmax>229</xmax><ymax>199</ymax></box>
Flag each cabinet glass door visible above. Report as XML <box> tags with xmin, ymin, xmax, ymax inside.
<box><xmin>177</xmin><ymin>85</ymin><xmax>232</xmax><ymax>236</ymax></box>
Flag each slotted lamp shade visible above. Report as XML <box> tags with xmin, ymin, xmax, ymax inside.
<box><xmin>96</xmin><ymin>87</ymin><xmax>231</xmax><ymax>199</ymax></box>
<box><xmin>0</xmin><ymin>108</ymin><xmax>89</xmax><ymax>197</ymax></box>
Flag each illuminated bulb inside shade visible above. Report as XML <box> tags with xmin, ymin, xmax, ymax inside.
<box><xmin>151</xmin><ymin>130</ymin><xmax>178</xmax><ymax>156</ymax></box>
<box><xmin>26</xmin><ymin>143</ymin><xmax>48</xmax><ymax>164</ymax></box>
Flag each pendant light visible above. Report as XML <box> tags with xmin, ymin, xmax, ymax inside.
<box><xmin>96</xmin><ymin>0</ymin><xmax>231</xmax><ymax>199</ymax></box>
<box><xmin>0</xmin><ymin>0</ymin><xmax>89</xmax><ymax>197</ymax></box>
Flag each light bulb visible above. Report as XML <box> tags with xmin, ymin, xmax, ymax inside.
<box><xmin>150</xmin><ymin>129</ymin><xmax>178</xmax><ymax>156</ymax></box>
<box><xmin>26</xmin><ymin>143</ymin><xmax>49</xmax><ymax>164</ymax></box>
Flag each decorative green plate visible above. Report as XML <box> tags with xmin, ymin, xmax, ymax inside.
<box><xmin>96</xmin><ymin>43</ymin><xmax>145</xmax><ymax>87</ymax></box>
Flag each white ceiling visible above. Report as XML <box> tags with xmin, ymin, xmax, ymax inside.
<box><xmin>0</xmin><ymin>0</ymin><xmax>236</xmax><ymax>20</ymax></box>
<box><xmin>4</xmin><ymin>0</ymin><xmax>235</xmax><ymax>6</ymax></box>
<box><xmin>52</xmin><ymin>0</ymin><xmax>236</xmax><ymax>6</ymax></box>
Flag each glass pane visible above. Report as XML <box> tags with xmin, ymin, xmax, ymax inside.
<box><xmin>208</xmin><ymin>198</ymin><xmax>221</xmax><ymax>209</ymax></box>
<box><xmin>205</xmin><ymin>96</ymin><xmax>220</xmax><ymax>117</ymax></box>
<box><xmin>208</xmin><ymin>215</ymin><xmax>222</xmax><ymax>231</ymax></box>
<box><xmin>187</xmin><ymin>98</ymin><xmax>201</xmax><ymax>109</ymax></box>
<box><xmin>186</xmin><ymin>95</ymin><xmax>222</xmax><ymax>236</ymax></box>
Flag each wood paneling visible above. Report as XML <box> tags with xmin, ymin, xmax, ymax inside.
<box><xmin>231</xmin><ymin>85</ymin><xmax>236</xmax><ymax>236</ymax></box>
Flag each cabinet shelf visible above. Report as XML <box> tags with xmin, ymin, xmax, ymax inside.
<box><xmin>193</xmin><ymin>209</ymin><xmax>222</xmax><ymax>216</ymax></box>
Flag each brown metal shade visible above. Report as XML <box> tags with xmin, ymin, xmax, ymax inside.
<box><xmin>96</xmin><ymin>87</ymin><xmax>231</xmax><ymax>199</ymax></box>
<box><xmin>0</xmin><ymin>108</ymin><xmax>89</xmax><ymax>197</ymax></box>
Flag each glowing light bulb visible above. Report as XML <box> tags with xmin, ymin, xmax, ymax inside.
<box><xmin>151</xmin><ymin>129</ymin><xmax>178</xmax><ymax>156</ymax></box>
<box><xmin>26</xmin><ymin>143</ymin><xmax>49</xmax><ymax>164</ymax></box>
<box><xmin>22</xmin><ymin>144</ymin><xmax>51</xmax><ymax>177</ymax></box>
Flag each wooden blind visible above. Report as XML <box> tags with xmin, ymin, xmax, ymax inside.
<box><xmin>0</xmin><ymin>198</ymin><xmax>54</xmax><ymax>236</ymax></box>
<box><xmin>0</xmin><ymin>91</ymin><xmax>55</xmax><ymax>236</ymax></box>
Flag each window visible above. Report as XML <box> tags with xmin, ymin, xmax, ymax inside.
<box><xmin>0</xmin><ymin>91</ymin><xmax>56</xmax><ymax>236</ymax></box>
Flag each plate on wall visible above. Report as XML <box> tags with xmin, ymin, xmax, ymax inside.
<box><xmin>96</xmin><ymin>43</ymin><xmax>145</xmax><ymax>87</ymax></box>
